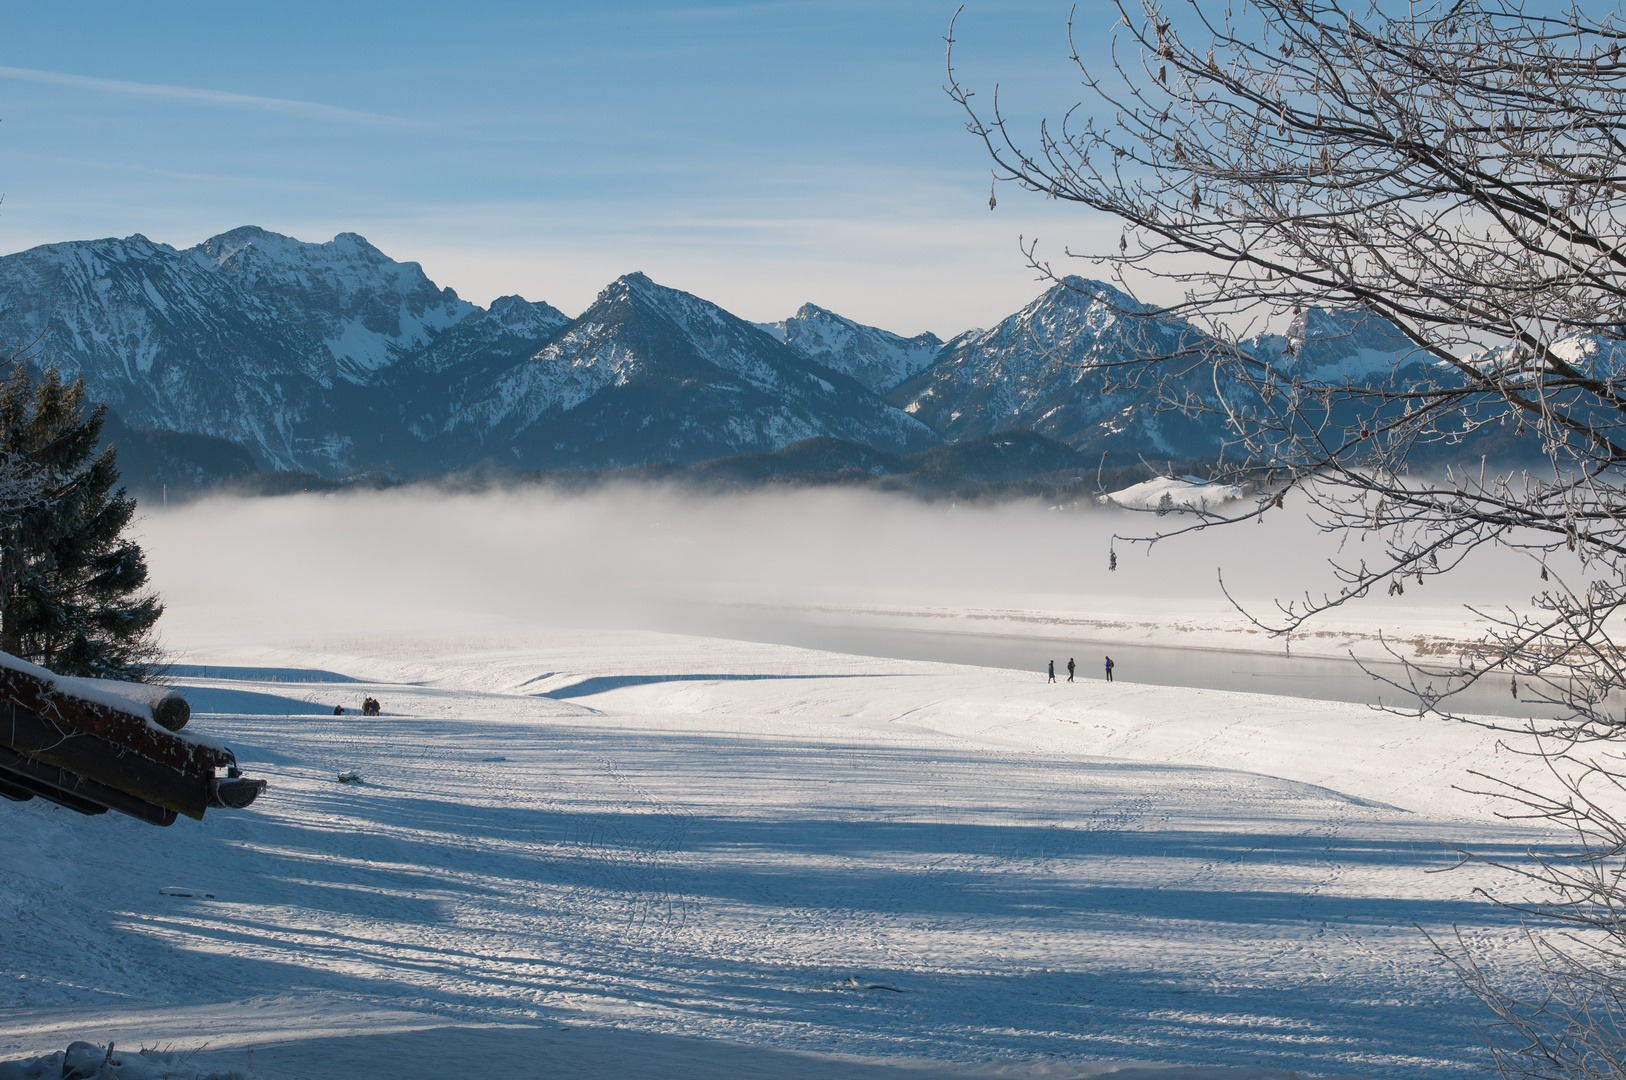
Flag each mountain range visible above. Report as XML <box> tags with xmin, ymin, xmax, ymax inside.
<box><xmin>0</xmin><ymin>226</ymin><xmax>1444</xmax><ymax>491</ymax></box>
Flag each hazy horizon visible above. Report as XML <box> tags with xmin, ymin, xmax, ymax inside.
<box><xmin>136</xmin><ymin>483</ymin><xmax>1554</xmax><ymax>655</ymax></box>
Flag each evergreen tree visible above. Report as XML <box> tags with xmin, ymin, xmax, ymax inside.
<box><xmin>0</xmin><ymin>365</ymin><xmax>161</xmax><ymax>677</ymax></box>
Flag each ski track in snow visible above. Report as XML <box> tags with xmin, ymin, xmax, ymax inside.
<box><xmin>0</xmin><ymin>628</ymin><xmax>1559</xmax><ymax>1078</ymax></box>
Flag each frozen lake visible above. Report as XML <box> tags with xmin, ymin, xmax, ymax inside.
<box><xmin>688</xmin><ymin>617</ymin><xmax>1553</xmax><ymax>720</ymax></box>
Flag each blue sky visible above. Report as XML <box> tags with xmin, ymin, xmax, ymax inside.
<box><xmin>0</xmin><ymin>2</ymin><xmax>1120</xmax><ymax>335</ymax></box>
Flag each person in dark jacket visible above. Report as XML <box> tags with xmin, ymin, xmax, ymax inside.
<box><xmin>1067</xmin><ymin>658</ymin><xmax>1076</xmax><ymax>682</ymax></box>
<box><xmin>1104</xmin><ymin>656</ymin><xmax>1115</xmax><ymax>682</ymax></box>
<box><xmin>1048</xmin><ymin>660</ymin><xmax>1056</xmax><ymax>683</ymax></box>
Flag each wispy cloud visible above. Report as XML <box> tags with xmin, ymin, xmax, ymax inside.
<box><xmin>0</xmin><ymin>65</ymin><xmax>407</xmax><ymax>127</ymax></box>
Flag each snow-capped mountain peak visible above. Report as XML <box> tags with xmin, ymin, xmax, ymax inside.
<box><xmin>1245</xmin><ymin>306</ymin><xmax>1425</xmax><ymax>381</ymax></box>
<box><xmin>423</xmin><ymin>269</ymin><xmax>940</xmax><ymax>469</ymax></box>
<box><xmin>885</xmin><ymin>275</ymin><xmax>1221</xmax><ymax>454</ymax></box>
<box><xmin>768</xmin><ymin>302</ymin><xmax>945</xmax><ymax>393</ymax></box>
<box><xmin>187</xmin><ymin>226</ymin><xmax>476</xmax><ymax>382</ymax></box>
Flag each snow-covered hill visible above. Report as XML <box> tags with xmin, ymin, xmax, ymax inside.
<box><xmin>760</xmin><ymin>303</ymin><xmax>943</xmax><ymax>393</ymax></box>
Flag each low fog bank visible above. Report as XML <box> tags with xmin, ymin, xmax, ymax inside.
<box><xmin>135</xmin><ymin>484</ymin><xmax>1551</xmax><ymax>658</ymax></box>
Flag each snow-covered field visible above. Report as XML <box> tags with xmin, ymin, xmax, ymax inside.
<box><xmin>0</xmin><ymin>490</ymin><xmax>1574</xmax><ymax>1078</ymax></box>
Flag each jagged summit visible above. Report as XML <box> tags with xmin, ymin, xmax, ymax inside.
<box><xmin>426</xmin><ymin>269</ymin><xmax>940</xmax><ymax>470</ymax></box>
<box><xmin>183</xmin><ymin>227</ymin><xmax>474</xmax><ymax>382</ymax></box>
<box><xmin>765</xmin><ymin>302</ymin><xmax>944</xmax><ymax>394</ymax></box>
<box><xmin>1244</xmin><ymin>306</ymin><xmax>1426</xmax><ymax>381</ymax></box>
<box><xmin>886</xmin><ymin>275</ymin><xmax>1203</xmax><ymax>449</ymax></box>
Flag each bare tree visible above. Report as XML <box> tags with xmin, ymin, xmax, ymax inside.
<box><xmin>948</xmin><ymin>0</ymin><xmax>1626</xmax><ymax>1073</ymax></box>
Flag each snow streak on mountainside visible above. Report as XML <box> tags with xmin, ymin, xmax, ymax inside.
<box><xmin>760</xmin><ymin>303</ymin><xmax>943</xmax><ymax>393</ymax></box>
<box><xmin>435</xmin><ymin>273</ymin><xmax>941</xmax><ymax>469</ymax></box>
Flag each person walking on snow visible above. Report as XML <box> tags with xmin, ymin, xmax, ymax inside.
<box><xmin>1067</xmin><ymin>658</ymin><xmax>1076</xmax><ymax>682</ymax></box>
<box><xmin>1048</xmin><ymin>660</ymin><xmax>1056</xmax><ymax>683</ymax></box>
<box><xmin>1104</xmin><ymin>655</ymin><xmax>1115</xmax><ymax>682</ymax></box>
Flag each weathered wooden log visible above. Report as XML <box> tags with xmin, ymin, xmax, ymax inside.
<box><xmin>0</xmin><ymin>705</ymin><xmax>205</xmax><ymax>818</ymax></box>
<box><xmin>79</xmin><ymin>678</ymin><xmax>191</xmax><ymax>731</ymax></box>
<box><xmin>0</xmin><ymin>664</ymin><xmax>229</xmax><ymax>775</ymax></box>
<box><xmin>0</xmin><ymin>746</ymin><xmax>176</xmax><ymax>825</ymax></box>
<box><xmin>210</xmin><ymin>774</ymin><xmax>266</xmax><ymax>809</ymax></box>
<box><xmin>0</xmin><ymin>652</ymin><xmax>263</xmax><ymax>824</ymax></box>
<box><xmin>0</xmin><ymin>768</ymin><xmax>109</xmax><ymax>817</ymax></box>
<box><xmin>154</xmin><ymin>693</ymin><xmax>190</xmax><ymax>731</ymax></box>
<box><xmin>0</xmin><ymin>772</ymin><xmax>36</xmax><ymax>802</ymax></box>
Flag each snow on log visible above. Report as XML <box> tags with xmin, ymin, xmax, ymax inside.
<box><xmin>0</xmin><ymin>651</ymin><xmax>264</xmax><ymax>825</ymax></box>
<box><xmin>77</xmin><ymin>677</ymin><xmax>192</xmax><ymax>731</ymax></box>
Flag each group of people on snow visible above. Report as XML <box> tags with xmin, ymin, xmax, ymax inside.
<box><xmin>333</xmin><ymin>697</ymin><xmax>384</xmax><ymax>717</ymax></box>
<box><xmin>1048</xmin><ymin>656</ymin><xmax>1114</xmax><ymax>683</ymax></box>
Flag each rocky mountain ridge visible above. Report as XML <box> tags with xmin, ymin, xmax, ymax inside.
<box><xmin>756</xmin><ymin>303</ymin><xmax>943</xmax><ymax>393</ymax></box>
<box><xmin>0</xmin><ymin>227</ymin><xmax>1439</xmax><ymax>488</ymax></box>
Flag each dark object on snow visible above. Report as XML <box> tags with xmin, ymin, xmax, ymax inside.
<box><xmin>361</xmin><ymin>696</ymin><xmax>380</xmax><ymax>716</ymax></box>
<box><xmin>1047</xmin><ymin>660</ymin><xmax>1055</xmax><ymax>683</ymax></box>
<box><xmin>333</xmin><ymin>704</ymin><xmax>345</xmax><ymax>716</ymax></box>
<box><xmin>61</xmin><ymin>1039</ymin><xmax>115</xmax><ymax>1080</ymax></box>
<box><xmin>1067</xmin><ymin>657</ymin><xmax>1075</xmax><ymax>682</ymax></box>
<box><xmin>158</xmin><ymin>886</ymin><xmax>215</xmax><ymax>898</ymax></box>
<box><xmin>0</xmin><ymin>653</ymin><xmax>265</xmax><ymax>826</ymax></box>
<box><xmin>1105</xmin><ymin>655</ymin><xmax>1115</xmax><ymax>682</ymax></box>
<box><xmin>337</xmin><ymin>771</ymin><xmax>362</xmax><ymax>783</ymax></box>
<box><xmin>844</xmin><ymin>976</ymin><xmax>904</xmax><ymax>993</ymax></box>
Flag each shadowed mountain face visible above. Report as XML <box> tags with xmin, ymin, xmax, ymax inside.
<box><xmin>1246</xmin><ymin>306</ymin><xmax>1429</xmax><ymax>381</ymax></box>
<box><xmin>0</xmin><ymin>233</ymin><xmax>333</xmax><ymax>468</ymax></box>
<box><xmin>192</xmin><ymin>226</ymin><xmax>477</xmax><ymax>383</ymax></box>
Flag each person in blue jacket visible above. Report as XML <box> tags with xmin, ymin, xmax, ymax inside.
<box><xmin>1104</xmin><ymin>655</ymin><xmax>1115</xmax><ymax>682</ymax></box>
<box><xmin>1047</xmin><ymin>660</ymin><xmax>1056</xmax><ymax>683</ymax></box>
